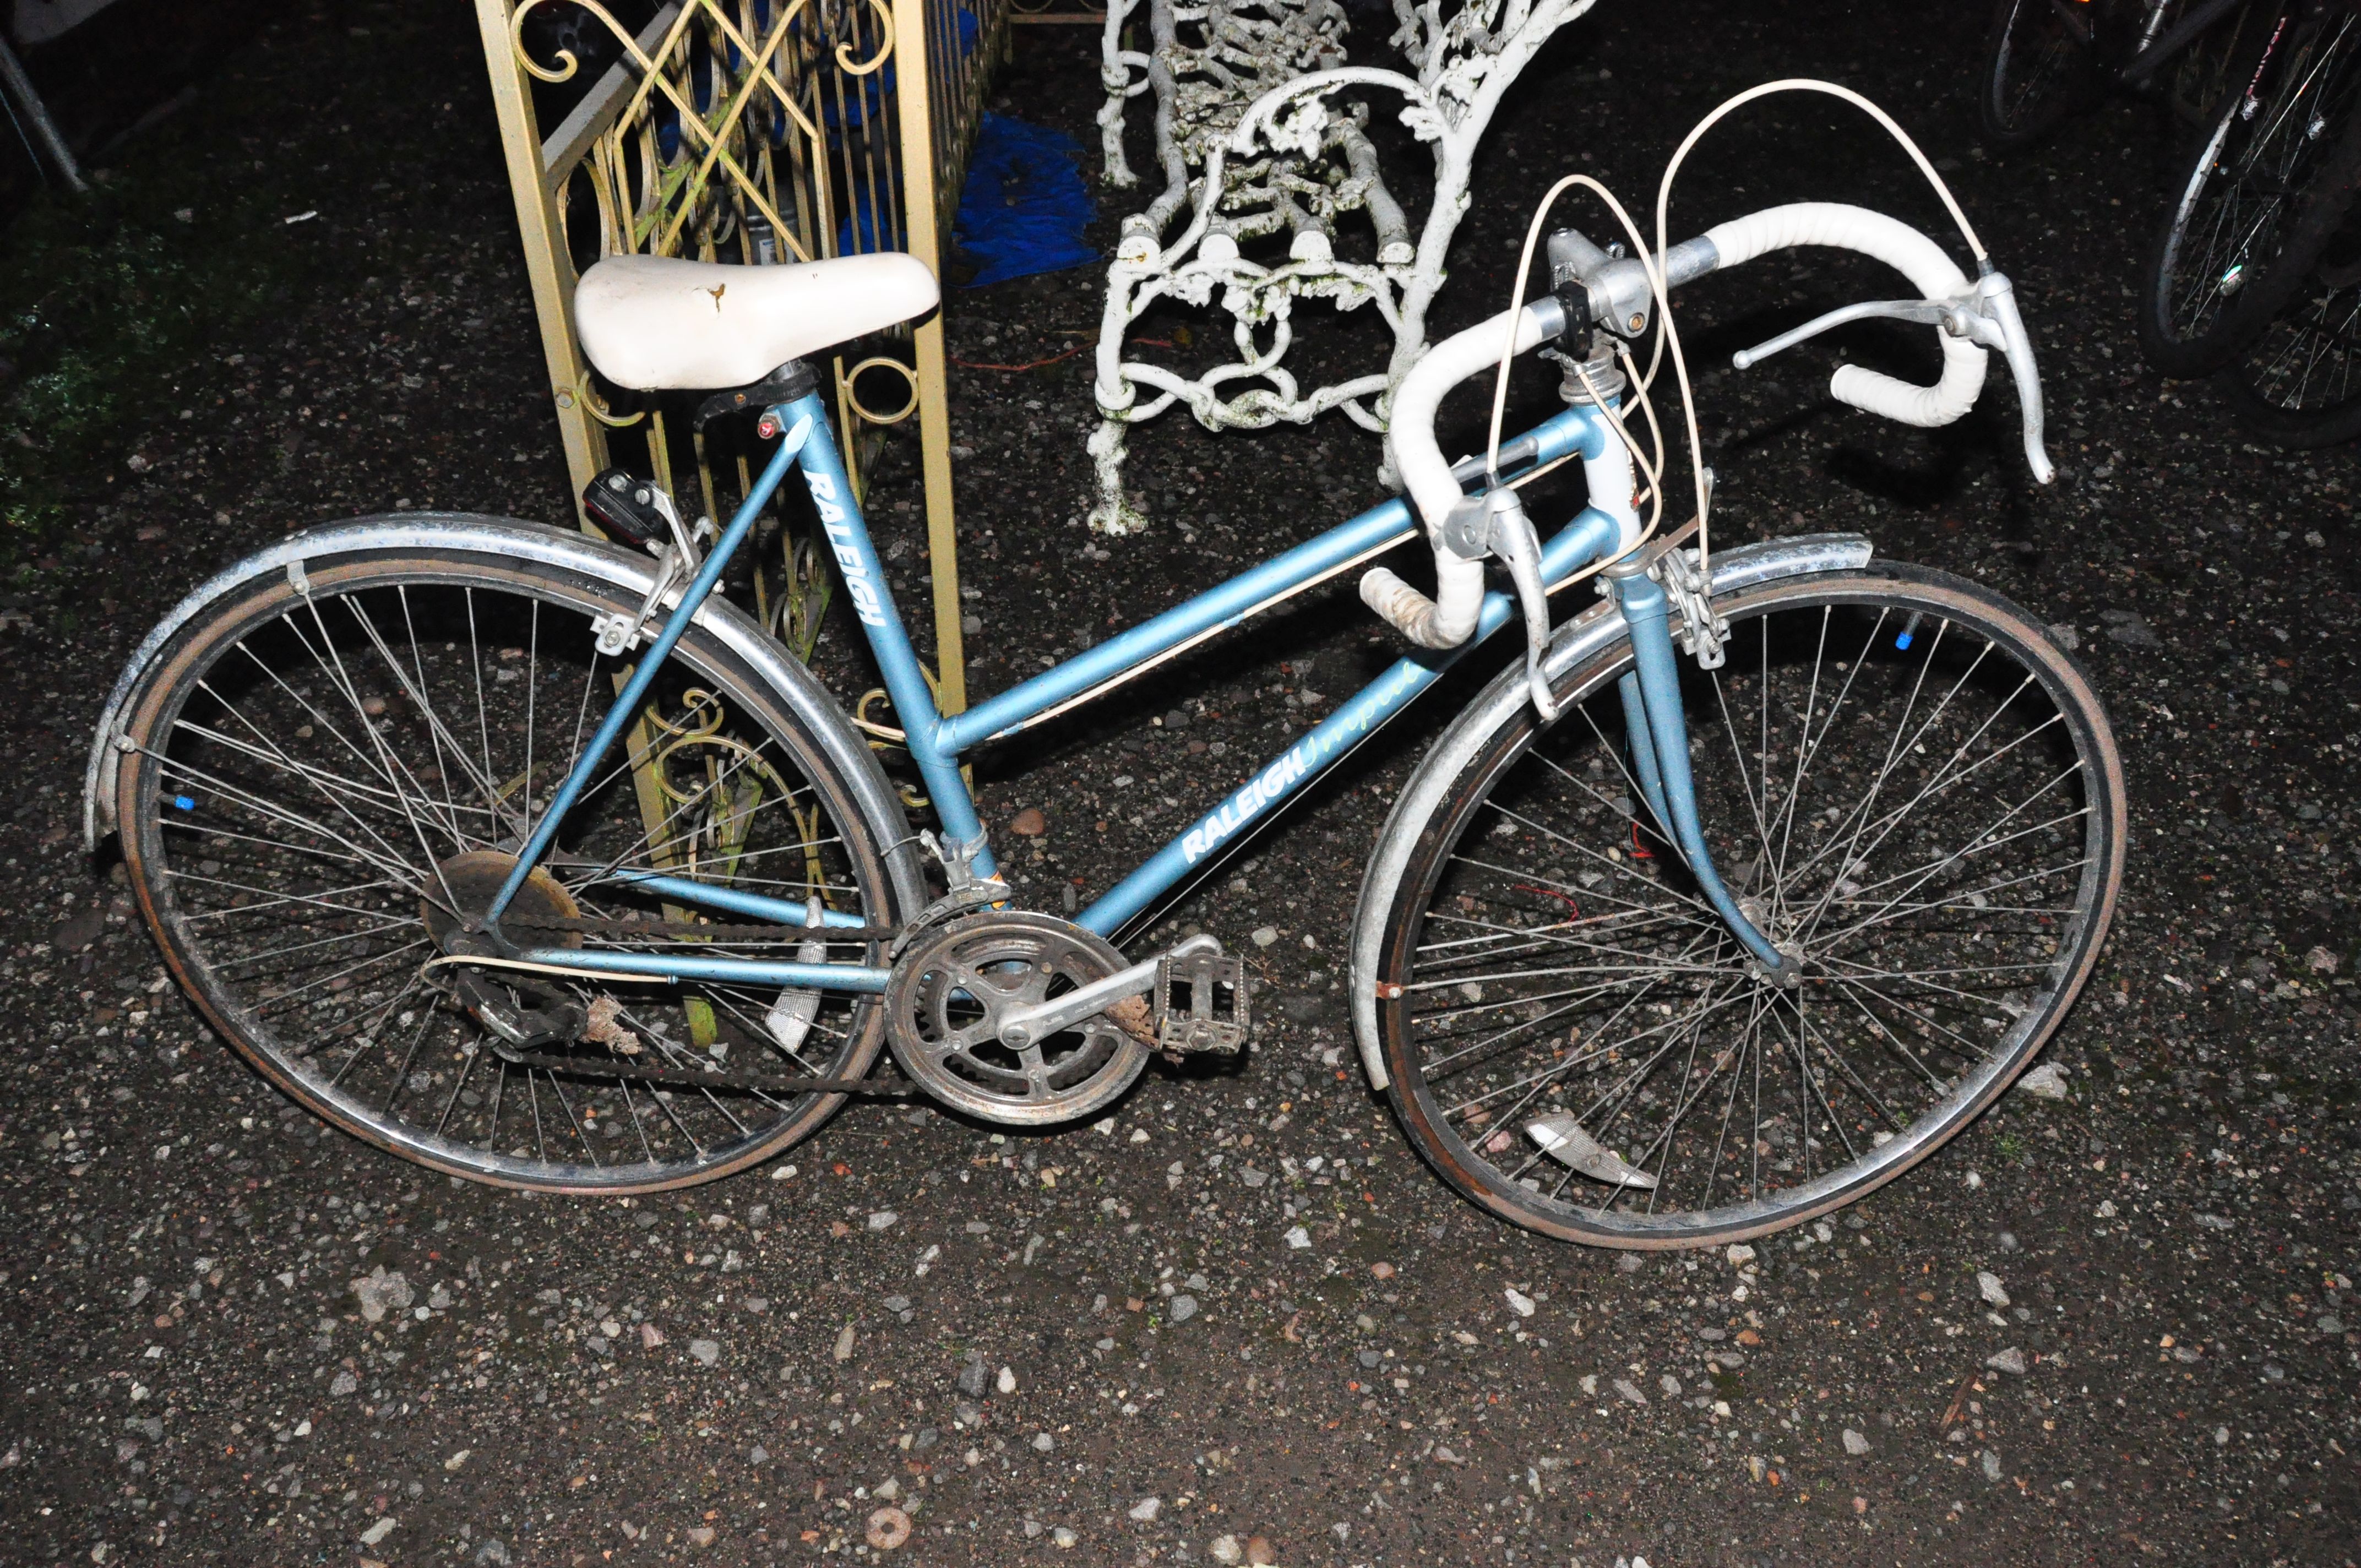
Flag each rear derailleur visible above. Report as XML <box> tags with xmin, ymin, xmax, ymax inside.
<box><xmin>445</xmin><ymin>971</ymin><xmax>585</xmax><ymax>1060</ymax></box>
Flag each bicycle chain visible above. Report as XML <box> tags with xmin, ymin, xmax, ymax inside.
<box><xmin>488</xmin><ymin>1044</ymin><xmax>922</xmax><ymax>1098</ymax></box>
<box><xmin>460</xmin><ymin>918</ymin><xmax>920</xmax><ymax>1097</ymax></box>
<box><xmin>500</xmin><ymin>913</ymin><xmax>899</xmax><ymax>943</ymax></box>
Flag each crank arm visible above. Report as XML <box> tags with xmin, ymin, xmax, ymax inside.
<box><xmin>997</xmin><ymin>933</ymin><xmax>1221</xmax><ymax>1048</ymax></box>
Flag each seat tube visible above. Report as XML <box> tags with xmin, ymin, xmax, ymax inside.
<box><xmin>1607</xmin><ymin>562</ymin><xmax>1791</xmax><ymax>976</ymax></box>
<box><xmin>786</xmin><ymin>394</ymin><xmax>992</xmax><ymax>870</ymax></box>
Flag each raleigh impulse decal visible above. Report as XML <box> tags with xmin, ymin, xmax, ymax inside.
<box><xmin>1178</xmin><ymin>664</ymin><xmax>1422</xmax><ymax>863</ymax></box>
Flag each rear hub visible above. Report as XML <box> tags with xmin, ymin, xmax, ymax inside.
<box><xmin>420</xmin><ymin>850</ymin><xmax>584</xmax><ymax>957</ymax></box>
<box><xmin>420</xmin><ymin>850</ymin><xmax>589</xmax><ymax>1053</ymax></box>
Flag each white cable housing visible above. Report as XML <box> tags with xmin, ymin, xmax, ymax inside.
<box><xmin>1704</xmin><ymin>202</ymin><xmax>1986</xmax><ymax>428</ymax></box>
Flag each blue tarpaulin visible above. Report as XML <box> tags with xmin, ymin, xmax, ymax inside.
<box><xmin>952</xmin><ymin>113</ymin><xmax>1096</xmax><ymax>288</ymax></box>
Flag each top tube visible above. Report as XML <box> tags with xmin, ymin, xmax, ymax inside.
<box><xmin>933</xmin><ymin>404</ymin><xmax>1610</xmax><ymax>755</ymax></box>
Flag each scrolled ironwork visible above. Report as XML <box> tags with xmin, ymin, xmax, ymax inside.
<box><xmin>1087</xmin><ymin>0</ymin><xmax>1598</xmax><ymax>535</ymax></box>
<box><xmin>838</xmin><ymin>0</ymin><xmax>899</xmax><ymax>73</ymax></box>
<box><xmin>478</xmin><ymin>0</ymin><xmax>999</xmax><ymax>729</ymax></box>
<box><xmin>841</xmin><ymin>354</ymin><xmax>923</xmax><ymax>424</ymax></box>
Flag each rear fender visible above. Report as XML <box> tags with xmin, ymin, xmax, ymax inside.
<box><xmin>83</xmin><ymin>512</ymin><xmax>927</xmax><ymax>918</ymax></box>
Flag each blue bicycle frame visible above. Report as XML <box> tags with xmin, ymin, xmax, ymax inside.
<box><xmin>480</xmin><ymin>379</ymin><xmax>1786</xmax><ymax>994</ymax></box>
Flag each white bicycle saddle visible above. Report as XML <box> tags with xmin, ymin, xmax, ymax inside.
<box><xmin>572</xmin><ymin>251</ymin><xmax>938</xmax><ymax>391</ymax></box>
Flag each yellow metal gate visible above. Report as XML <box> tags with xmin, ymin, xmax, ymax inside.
<box><xmin>474</xmin><ymin>0</ymin><xmax>1021</xmax><ymax>717</ymax></box>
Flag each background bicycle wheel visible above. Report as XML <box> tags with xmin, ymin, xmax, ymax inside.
<box><xmin>2214</xmin><ymin>256</ymin><xmax>2361</xmax><ymax>445</ymax></box>
<box><xmin>1979</xmin><ymin>0</ymin><xmax>2102</xmax><ymax>150</ymax></box>
<box><xmin>2136</xmin><ymin>5</ymin><xmax>2361</xmax><ymax>377</ymax></box>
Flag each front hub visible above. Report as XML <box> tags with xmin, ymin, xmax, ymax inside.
<box><xmin>1737</xmin><ymin>896</ymin><xmax>1807</xmax><ymax>986</ymax></box>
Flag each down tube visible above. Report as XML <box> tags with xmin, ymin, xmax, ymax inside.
<box><xmin>1076</xmin><ymin>507</ymin><xmax>1625</xmax><ymax>935</ymax></box>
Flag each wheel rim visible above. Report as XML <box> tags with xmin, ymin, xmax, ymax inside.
<box><xmin>2161</xmin><ymin>15</ymin><xmax>2361</xmax><ymax>351</ymax></box>
<box><xmin>1381</xmin><ymin>580</ymin><xmax>2119</xmax><ymax>1244</ymax></box>
<box><xmin>124</xmin><ymin>562</ymin><xmax>892</xmax><ymax>1191</ymax></box>
<box><xmin>1989</xmin><ymin>0</ymin><xmax>2085</xmax><ymax>136</ymax></box>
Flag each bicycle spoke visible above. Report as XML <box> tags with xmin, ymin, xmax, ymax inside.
<box><xmin>122</xmin><ymin>562</ymin><xmax>887</xmax><ymax>1192</ymax></box>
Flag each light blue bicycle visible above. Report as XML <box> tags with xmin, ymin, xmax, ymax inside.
<box><xmin>87</xmin><ymin>89</ymin><xmax>2125</xmax><ymax>1245</ymax></box>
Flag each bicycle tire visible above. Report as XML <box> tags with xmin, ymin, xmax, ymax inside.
<box><xmin>1981</xmin><ymin>0</ymin><xmax>2102</xmax><ymax>150</ymax></box>
<box><xmin>2213</xmin><ymin>258</ymin><xmax>2361</xmax><ymax>446</ymax></box>
<box><xmin>1356</xmin><ymin>563</ymin><xmax>2125</xmax><ymax>1249</ymax></box>
<box><xmin>2155</xmin><ymin>0</ymin><xmax>2278</xmax><ymax>128</ymax></box>
<box><xmin>108</xmin><ymin>519</ymin><xmax>917</xmax><ymax>1194</ymax></box>
<box><xmin>2139</xmin><ymin>6</ymin><xmax>2361</xmax><ymax>377</ymax></box>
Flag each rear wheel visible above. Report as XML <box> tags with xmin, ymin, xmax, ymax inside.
<box><xmin>1980</xmin><ymin>0</ymin><xmax>2099</xmax><ymax>149</ymax></box>
<box><xmin>1362</xmin><ymin>566</ymin><xmax>2125</xmax><ymax>1248</ymax></box>
<box><xmin>2140</xmin><ymin>7</ymin><xmax>2361</xmax><ymax>377</ymax></box>
<box><xmin>113</xmin><ymin>536</ymin><xmax>909</xmax><ymax>1193</ymax></box>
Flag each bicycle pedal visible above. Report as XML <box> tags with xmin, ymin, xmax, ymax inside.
<box><xmin>1152</xmin><ymin>947</ymin><xmax>1248</xmax><ymax>1055</ymax></box>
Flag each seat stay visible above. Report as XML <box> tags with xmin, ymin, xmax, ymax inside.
<box><xmin>481</xmin><ymin>407</ymin><xmax>820</xmax><ymax>930</ymax></box>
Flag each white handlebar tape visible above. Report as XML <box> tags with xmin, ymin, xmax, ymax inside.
<box><xmin>1705</xmin><ymin>202</ymin><xmax>1986</xmax><ymax>428</ymax></box>
<box><xmin>1358</xmin><ymin>557</ymin><xmax>1484</xmax><ymax>649</ymax></box>
<box><xmin>1367</xmin><ymin>302</ymin><xmax>1560</xmax><ymax>649</ymax></box>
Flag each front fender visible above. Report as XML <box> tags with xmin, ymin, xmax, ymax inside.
<box><xmin>1346</xmin><ymin>532</ymin><xmax>1875</xmax><ymax>1091</ymax></box>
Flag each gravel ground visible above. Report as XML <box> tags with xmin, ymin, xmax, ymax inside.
<box><xmin>2</xmin><ymin>2</ymin><xmax>2358</xmax><ymax>1565</ymax></box>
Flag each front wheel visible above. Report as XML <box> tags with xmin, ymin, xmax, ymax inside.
<box><xmin>111</xmin><ymin>527</ymin><xmax>913</xmax><ymax>1193</ymax></box>
<box><xmin>1359</xmin><ymin>564</ymin><xmax>2125</xmax><ymax>1248</ymax></box>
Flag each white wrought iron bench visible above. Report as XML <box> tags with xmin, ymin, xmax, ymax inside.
<box><xmin>1087</xmin><ymin>0</ymin><xmax>1598</xmax><ymax>534</ymax></box>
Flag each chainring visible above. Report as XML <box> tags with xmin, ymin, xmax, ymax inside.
<box><xmin>883</xmin><ymin>911</ymin><xmax>1148</xmax><ymax>1125</ymax></box>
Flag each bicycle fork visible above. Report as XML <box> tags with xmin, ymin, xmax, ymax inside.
<box><xmin>1604</xmin><ymin>561</ymin><xmax>1798</xmax><ymax>982</ymax></box>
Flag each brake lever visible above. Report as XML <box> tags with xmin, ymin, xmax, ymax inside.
<box><xmin>1729</xmin><ymin>274</ymin><xmax>2054</xmax><ymax>486</ymax></box>
<box><xmin>1479</xmin><ymin>488</ymin><xmax>1560</xmax><ymax>722</ymax></box>
<box><xmin>1732</xmin><ymin>297</ymin><xmax>1962</xmax><ymax>368</ymax></box>
<box><xmin>1975</xmin><ymin>271</ymin><xmax>2055</xmax><ymax>485</ymax></box>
